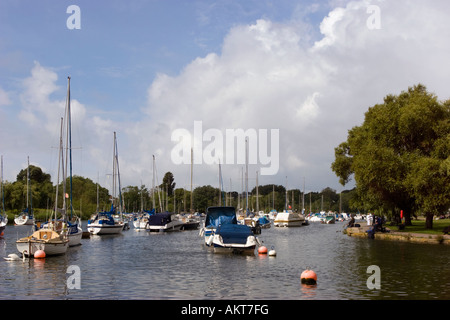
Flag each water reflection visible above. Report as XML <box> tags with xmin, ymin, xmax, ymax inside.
<box><xmin>1</xmin><ymin>222</ymin><xmax>450</xmax><ymax>299</ymax></box>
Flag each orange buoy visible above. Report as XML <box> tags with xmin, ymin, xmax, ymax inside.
<box><xmin>258</xmin><ymin>246</ymin><xmax>268</xmax><ymax>254</ymax></box>
<box><xmin>301</xmin><ymin>269</ymin><xmax>317</xmax><ymax>285</ymax></box>
<box><xmin>34</xmin><ymin>250</ymin><xmax>46</xmax><ymax>259</ymax></box>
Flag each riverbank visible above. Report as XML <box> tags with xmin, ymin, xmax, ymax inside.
<box><xmin>344</xmin><ymin>222</ymin><xmax>450</xmax><ymax>245</ymax></box>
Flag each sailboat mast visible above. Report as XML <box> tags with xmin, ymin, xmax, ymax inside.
<box><xmin>190</xmin><ymin>148</ymin><xmax>193</xmax><ymax>213</ymax></box>
<box><xmin>55</xmin><ymin>118</ymin><xmax>64</xmax><ymax>222</ymax></box>
<box><xmin>256</xmin><ymin>170</ymin><xmax>259</xmax><ymax>213</ymax></box>
<box><xmin>112</xmin><ymin>132</ymin><xmax>116</xmax><ymax>210</ymax></box>
<box><xmin>152</xmin><ymin>155</ymin><xmax>156</xmax><ymax>209</ymax></box>
<box><xmin>67</xmin><ymin>76</ymin><xmax>74</xmax><ymax>218</ymax></box>
<box><xmin>245</xmin><ymin>138</ymin><xmax>248</xmax><ymax>213</ymax></box>
<box><xmin>26</xmin><ymin>156</ymin><xmax>29</xmax><ymax>210</ymax></box>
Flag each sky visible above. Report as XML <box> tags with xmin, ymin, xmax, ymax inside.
<box><xmin>1</xmin><ymin>0</ymin><xmax>449</xmax><ymax>196</ymax></box>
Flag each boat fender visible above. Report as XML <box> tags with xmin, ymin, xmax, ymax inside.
<box><xmin>206</xmin><ymin>235</ymin><xmax>214</xmax><ymax>246</ymax></box>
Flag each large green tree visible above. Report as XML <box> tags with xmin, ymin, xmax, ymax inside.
<box><xmin>332</xmin><ymin>84</ymin><xmax>450</xmax><ymax>228</ymax></box>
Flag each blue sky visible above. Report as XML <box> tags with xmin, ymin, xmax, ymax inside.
<box><xmin>1</xmin><ymin>0</ymin><xmax>450</xmax><ymax>200</ymax></box>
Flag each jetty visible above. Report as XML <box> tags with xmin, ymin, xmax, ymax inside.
<box><xmin>344</xmin><ymin>222</ymin><xmax>450</xmax><ymax>245</ymax></box>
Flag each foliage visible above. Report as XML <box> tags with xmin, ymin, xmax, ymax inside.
<box><xmin>332</xmin><ymin>84</ymin><xmax>450</xmax><ymax>228</ymax></box>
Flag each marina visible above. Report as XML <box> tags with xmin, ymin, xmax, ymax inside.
<box><xmin>1</xmin><ymin>219</ymin><xmax>450</xmax><ymax>300</ymax></box>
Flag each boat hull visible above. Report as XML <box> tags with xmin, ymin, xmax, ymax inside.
<box><xmin>16</xmin><ymin>228</ymin><xmax>69</xmax><ymax>256</ymax></box>
<box><xmin>16</xmin><ymin>240</ymin><xmax>69</xmax><ymax>256</ymax></box>
<box><xmin>273</xmin><ymin>220</ymin><xmax>304</xmax><ymax>227</ymax></box>
<box><xmin>146</xmin><ymin>221</ymin><xmax>184</xmax><ymax>232</ymax></box>
<box><xmin>68</xmin><ymin>230</ymin><xmax>83</xmax><ymax>246</ymax></box>
<box><xmin>87</xmin><ymin>224</ymin><xmax>123</xmax><ymax>235</ymax></box>
<box><xmin>14</xmin><ymin>215</ymin><xmax>35</xmax><ymax>226</ymax></box>
<box><xmin>212</xmin><ymin>235</ymin><xmax>257</xmax><ymax>255</ymax></box>
<box><xmin>273</xmin><ymin>210</ymin><xmax>305</xmax><ymax>227</ymax></box>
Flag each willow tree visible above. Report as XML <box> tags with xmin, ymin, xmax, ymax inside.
<box><xmin>332</xmin><ymin>84</ymin><xmax>450</xmax><ymax>228</ymax></box>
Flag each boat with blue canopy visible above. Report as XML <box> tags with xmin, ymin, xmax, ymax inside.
<box><xmin>200</xmin><ymin>206</ymin><xmax>259</xmax><ymax>254</ymax></box>
<box><xmin>200</xmin><ymin>206</ymin><xmax>237</xmax><ymax>246</ymax></box>
<box><xmin>87</xmin><ymin>204</ymin><xmax>124</xmax><ymax>235</ymax></box>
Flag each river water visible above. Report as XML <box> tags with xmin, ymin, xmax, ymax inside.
<box><xmin>1</xmin><ymin>220</ymin><xmax>449</xmax><ymax>300</ymax></box>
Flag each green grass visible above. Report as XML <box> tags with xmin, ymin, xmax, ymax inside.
<box><xmin>393</xmin><ymin>219</ymin><xmax>450</xmax><ymax>235</ymax></box>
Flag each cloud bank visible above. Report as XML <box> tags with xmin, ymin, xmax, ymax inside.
<box><xmin>3</xmin><ymin>0</ymin><xmax>450</xmax><ymax>195</ymax></box>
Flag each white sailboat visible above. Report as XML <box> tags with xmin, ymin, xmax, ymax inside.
<box><xmin>39</xmin><ymin>77</ymin><xmax>82</xmax><ymax>246</ymax></box>
<box><xmin>274</xmin><ymin>177</ymin><xmax>305</xmax><ymax>227</ymax></box>
<box><xmin>16</xmin><ymin>119</ymin><xmax>69</xmax><ymax>256</ymax></box>
<box><xmin>14</xmin><ymin>157</ymin><xmax>35</xmax><ymax>226</ymax></box>
<box><xmin>87</xmin><ymin>132</ymin><xmax>124</xmax><ymax>235</ymax></box>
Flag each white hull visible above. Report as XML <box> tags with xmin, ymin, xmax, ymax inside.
<box><xmin>17</xmin><ymin>240</ymin><xmax>68</xmax><ymax>256</ymax></box>
<box><xmin>273</xmin><ymin>220</ymin><xmax>304</xmax><ymax>227</ymax></box>
<box><xmin>146</xmin><ymin>220</ymin><xmax>184</xmax><ymax>232</ymax></box>
<box><xmin>212</xmin><ymin>234</ymin><xmax>257</xmax><ymax>254</ymax></box>
<box><xmin>87</xmin><ymin>223</ymin><xmax>123</xmax><ymax>235</ymax></box>
<box><xmin>133</xmin><ymin>220</ymin><xmax>147</xmax><ymax>230</ymax></box>
<box><xmin>14</xmin><ymin>215</ymin><xmax>35</xmax><ymax>226</ymax></box>
<box><xmin>274</xmin><ymin>210</ymin><xmax>305</xmax><ymax>227</ymax></box>
<box><xmin>68</xmin><ymin>229</ymin><xmax>83</xmax><ymax>246</ymax></box>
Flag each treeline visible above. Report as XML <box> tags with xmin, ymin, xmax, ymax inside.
<box><xmin>2</xmin><ymin>165</ymin><xmax>357</xmax><ymax>220</ymax></box>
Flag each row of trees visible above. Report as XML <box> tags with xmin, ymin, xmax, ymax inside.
<box><xmin>332</xmin><ymin>84</ymin><xmax>450</xmax><ymax>229</ymax></box>
<box><xmin>2</xmin><ymin>165</ymin><xmax>356</xmax><ymax>220</ymax></box>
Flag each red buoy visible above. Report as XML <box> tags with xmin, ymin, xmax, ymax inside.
<box><xmin>301</xmin><ymin>270</ymin><xmax>317</xmax><ymax>285</ymax></box>
<box><xmin>258</xmin><ymin>246</ymin><xmax>268</xmax><ymax>254</ymax></box>
<box><xmin>34</xmin><ymin>250</ymin><xmax>46</xmax><ymax>259</ymax></box>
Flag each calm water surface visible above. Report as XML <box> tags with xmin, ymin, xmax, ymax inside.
<box><xmin>1</xmin><ymin>221</ymin><xmax>449</xmax><ymax>300</ymax></box>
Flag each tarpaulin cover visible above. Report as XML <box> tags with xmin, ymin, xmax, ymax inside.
<box><xmin>147</xmin><ymin>212</ymin><xmax>173</xmax><ymax>226</ymax></box>
<box><xmin>216</xmin><ymin>224</ymin><xmax>253</xmax><ymax>244</ymax></box>
<box><xmin>258</xmin><ymin>216</ymin><xmax>270</xmax><ymax>225</ymax></box>
<box><xmin>205</xmin><ymin>206</ymin><xmax>237</xmax><ymax>228</ymax></box>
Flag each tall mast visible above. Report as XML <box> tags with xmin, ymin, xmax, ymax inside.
<box><xmin>190</xmin><ymin>148</ymin><xmax>193</xmax><ymax>213</ymax></box>
<box><xmin>152</xmin><ymin>155</ymin><xmax>156</xmax><ymax>209</ymax></box>
<box><xmin>66</xmin><ymin>76</ymin><xmax>74</xmax><ymax>218</ymax></box>
<box><xmin>256</xmin><ymin>170</ymin><xmax>259</xmax><ymax>213</ymax></box>
<box><xmin>26</xmin><ymin>156</ymin><xmax>29</xmax><ymax>210</ymax></box>
<box><xmin>55</xmin><ymin>118</ymin><xmax>64</xmax><ymax>222</ymax></box>
<box><xmin>245</xmin><ymin>138</ymin><xmax>248</xmax><ymax>213</ymax></box>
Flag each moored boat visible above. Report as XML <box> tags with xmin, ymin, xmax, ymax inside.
<box><xmin>200</xmin><ymin>206</ymin><xmax>237</xmax><ymax>246</ymax></box>
<box><xmin>16</xmin><ymin>228</ymin><xmax>69</xmax><ymax>256</ymax></box>
<box><xmin>146</xmin><ymin>212</ymin><xmax>184</xmax><ymax>232</ymax></box>
<box><xmin>88</xmin><ymin>205</ymin><xmax>124</xmax><ymax>235</ymax></box>
<box><xmin>212</xmin><ymin>223</ymin><xmax>258</xmax><ymax>254</ymax></box>
<box><xmin>273</xmin><ymin>210</ymin><xmax>305</xmax><ymax>227</ymax></box>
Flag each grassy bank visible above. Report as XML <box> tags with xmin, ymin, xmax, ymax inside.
<box><xmin>391</xmin><ymin>219</ymin><xmax>450</xmax><ymax>235</ymax></box>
